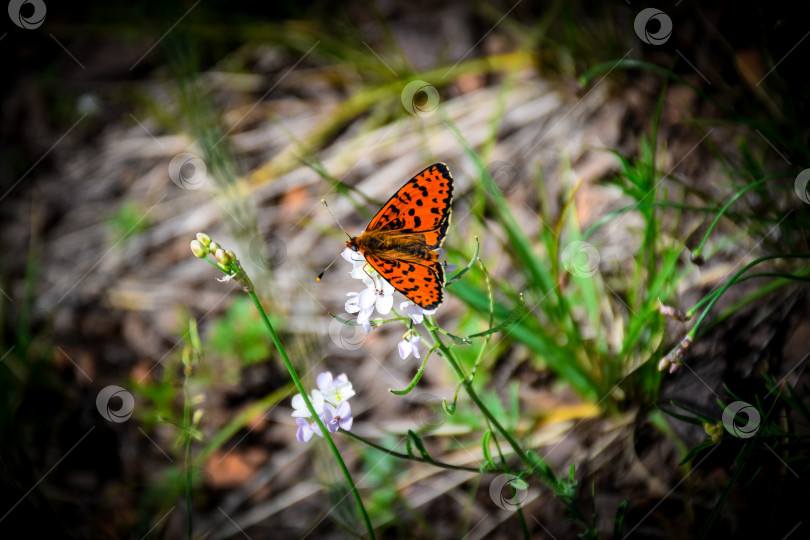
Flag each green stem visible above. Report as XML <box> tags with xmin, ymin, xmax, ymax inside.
<box><xmin>183</xmin><ymin>373</ymin><xmax>192</xmax><ymax>540</ymax></box>
<box><xmin>425</xmin><ymin>317</ymin><xmax>529</xmax><ymax>468</ymax></box>
<box><xmin>686</xmin><ymin>254</ymin><xmax>810</xmax><ymax>339</ymax></box>
<box><xmin>424</xmin><ymin>316</ymin><xmax>597</xmax><ymax>536</ymax></box>
<box><xmin>248</xmin><ymin>291</ymin><xmax>375</xmax><ymax>539</ymax></box>
<box><xmin>687</xmin><ymin>268</ymin><xmax>810</xmax><ymax>317</ymax></box>
<box><xmin>340</xmin><ymin>430</ymin><xmax>491</xmax><ymax>473</ymax></box>
<box><xmin>691</xmin><ymin>175</ymin><xmax>784</xmax><ymax>260</ymax></box>
<box><xmin>485</xmin><ymin>417</ymin><xmax>529</xmax><ymax>539</ymax></box>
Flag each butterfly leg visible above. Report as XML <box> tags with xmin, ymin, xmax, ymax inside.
<box><xmin>362</xmin><ymin>262</ymin><xmax>384</xmax><ymax>294</ymax></box>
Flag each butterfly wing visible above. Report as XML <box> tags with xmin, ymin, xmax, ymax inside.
<box><xmin>364</xmin><ymin>253</ymin><xmax>445</xmax><ymax>310</ymax></box>
<box><xmin>366</xmin><ymin>163</ymin><xmax>453</xmax><ymax>249</ymax></box>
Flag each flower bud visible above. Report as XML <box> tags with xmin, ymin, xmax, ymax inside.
<box><xmin>196</xmin><ymin>232</ymin><xmax>212</xmax><ymax>247</ymax></box>
<box><xmin>190</xmin><ymin>239</ymin><xmax>207</xmax><ymax>258</ymax></box>
<box><xmin>215</xmin><ymin>248</ymin><xmax>229</xmax><ymax>265</ymax></box>
<box><xmin>704</xmin><ymin>421</ymin><xmax>723</xmax><ymax>443</ymax></box>
<box><xmin>209</xmin><ymin>241</ymin><xmax>222</xmax><ymax>253</ymax></box>
<box><xmin>226</xmin><ymin>250</ymin><xmax>237</xmax><ymax>263</ymax></box>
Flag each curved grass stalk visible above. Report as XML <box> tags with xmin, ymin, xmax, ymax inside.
<box><xmin>340</xmin><ymin>429</ymin><xmax>490</xmax><ymax>473</ymax></box>
<box><xmin>583</xmin><ymin>201</ymin><xmax>778</xmax><ymax>241</ymax></box>
<box><xmin>685</xmin><ymin>254</ymin><xmax>810</xmax><ymax>341</ymax></box>
<box><xmin>690</xmin><ymin>174</ymin><xmax>786</xmax><ymax>261</ymax></box>
<box><xmin>390</xmin><ymin>344</ymin><xmax>438</xmax><ymax>395</ymax></box>
<box><xmin>468</xmin><ymin>258</ymin><xmax>495</xmax><ymax>384</ymax></box>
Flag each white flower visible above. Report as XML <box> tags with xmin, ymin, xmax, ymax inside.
<box><xmin>345</xmin><ymin>278</ymin><xmax>394</xmax><ymax>325</ymax></box>
<box><xmin>291</xmin><ymin>389</ymin><xmax>324</xmax><ymax>418</ymax></box>
<box><xmin>317</xmin><ymin>372</ymin><xmax>356</xmax><ymax>404</ymax></box>
<box><xmin>400</xmin><ymin>301</ymin><xmax>436</xmax><ymax>324</ymax></box>
<box><xmin>398</xmin><ymin>334</ymin><xmax>422</xmax><ymax>360</ymax></box>
<box><xmin>342</xmin><ymin>248</ymin><xmax>374</xmax><ymax>287</ymax></box>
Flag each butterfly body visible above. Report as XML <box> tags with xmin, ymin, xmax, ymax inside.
<box><xmin>347</xmin><ymin>163</ymin><xmax>453</xmax><ymax>310</ymax></box>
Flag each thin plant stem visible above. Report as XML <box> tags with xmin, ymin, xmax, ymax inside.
<box><xmin>425</xmin><ymin>317</ymin><xmax>528</xmax><ymax>465</ymax></box>
<box><xmin>424</xmin><ymin>316</ymin><xmax>597</xmax><ymax>536</ymax></box>
<box><xmin>340</xmin><ymin>430</ymin><xmax>493</xmax><ymax>473</ymax></box>
<box><xmin>686</xmin><ymin>254</ymin><xmax>810</xmax><ymax>339</ymax></box>
<box><xmin>691</xmin><ymin>174</ymin><xmax>785</xmax><ymax>260</ymax></box>
<box><xmin>247</xmin><ymin>291</ymin><xmax>376</xmax><ymax>539</ymax></box>
<box><xmin>183</xmin><ymin>379</ymin><xmax>192</xmax><ymax>540</ymax></box>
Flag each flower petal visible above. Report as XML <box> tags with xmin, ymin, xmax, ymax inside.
<box><xmin>291</xmin><ymin>394</ymin><xmax>309</xmax><ymax>417</ymax></box>
<box><xmin>310</xmin><ymin>390</ymin><xmax>325</xmax><ymax>413</ymax></box>
<box><xmin>336</xmin><ymin>401</ymin><xmax>351</xmax><ymax>418</ymax></box>
<box><xmin>400</xmin><ymin>301</ymin><xmax>430</xmax><ymax>324</ymax></box>
<box><xmin>357</xmin><ymin>306</ymin><xmax>374</xmax><ymax>325</ymax></box>
<box><xmin>398</xmin><ymin>339</ymin><xmax>411</xmax><ymax>360</ymax></box>
<box><xmin>376</xmin><ymin>293</ymin><xmax>393</xmax><ymax>315</ymax></box>
<box><xmin>345</xmin><ymin>293</ymin><xmax>361</xmax><ymax>314</ymax></box>
<box><xmin>296</xmin><ymin>418</ymin><xmax>313</xmax><ymax>442</ymax></box>
<box><xmin>341</xmin><ymin>248</ymin><xmax>357</xmax><ymax>263</ymax></box>
<box><xmin>317</xmin><ymin>372</ymin><xmax>333</xmax><ymax>391</ymax></box>
<box><xmin>358</xmin><ymin>287</ymin><xmax>376</xmax><ymax>309</ymax></box>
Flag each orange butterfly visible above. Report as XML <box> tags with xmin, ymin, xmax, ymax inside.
<box><xmin>346</xmin><ymin>163</ymin><xmax>454</xmax><ymax>310</ymax></box>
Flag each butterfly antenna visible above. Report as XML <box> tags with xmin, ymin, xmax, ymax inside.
<box><xmin>317</xmin><ymin>199</ymin><xmax>352</xmax><ymax>281</ymax></box>
<box><xmin>321</xmin><ymin>199</ymin><xmax>352</xmax><ymax>241</ymax></box>
<box><xmin>316</xmin><ymin>251</ymin><xmax>342</xmax><ymax>281</ymax></box>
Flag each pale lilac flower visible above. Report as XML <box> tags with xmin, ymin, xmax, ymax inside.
<box><xmin>296</xmin><ymin>418</ymin><xmax>315</xmax><ymax>442</ymax></box>
<box><xmin>398</xmin><ymin>334</ymin><xmax>422</xmax><ymax>360</ymax></box>
<box><xmin>324</xmin><ymin>401</ymin><xmax>353</xmax><ymax>432</ymax></box>
<box><xmin>400</xmin><ymin>301</ymin><xmax>436</xmax><ymax>324</ymax></box>
<box><xmin>293</xmin><ymin>372</ymin><xmax>357</xmax><ymax>442</ymax></box>
<box><xmin>291</xmin><ymin>389</ymin><xmax>324</xmax><ymax>418</ymax></box>
<box><xmin>316</xmin><ymin>371</ymin><xmax>345</xmax><ymax>391</ymax></box>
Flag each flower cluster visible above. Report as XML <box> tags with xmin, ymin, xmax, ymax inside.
<box><xmin>342</xmin><ymin>248</ymin><xmax>435</xmax><ymax>360</ymax></box>
<box><xmin>292</xmin><ymin>371</ymin><xmax>355</xmax><ymax>443</ymax></box>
